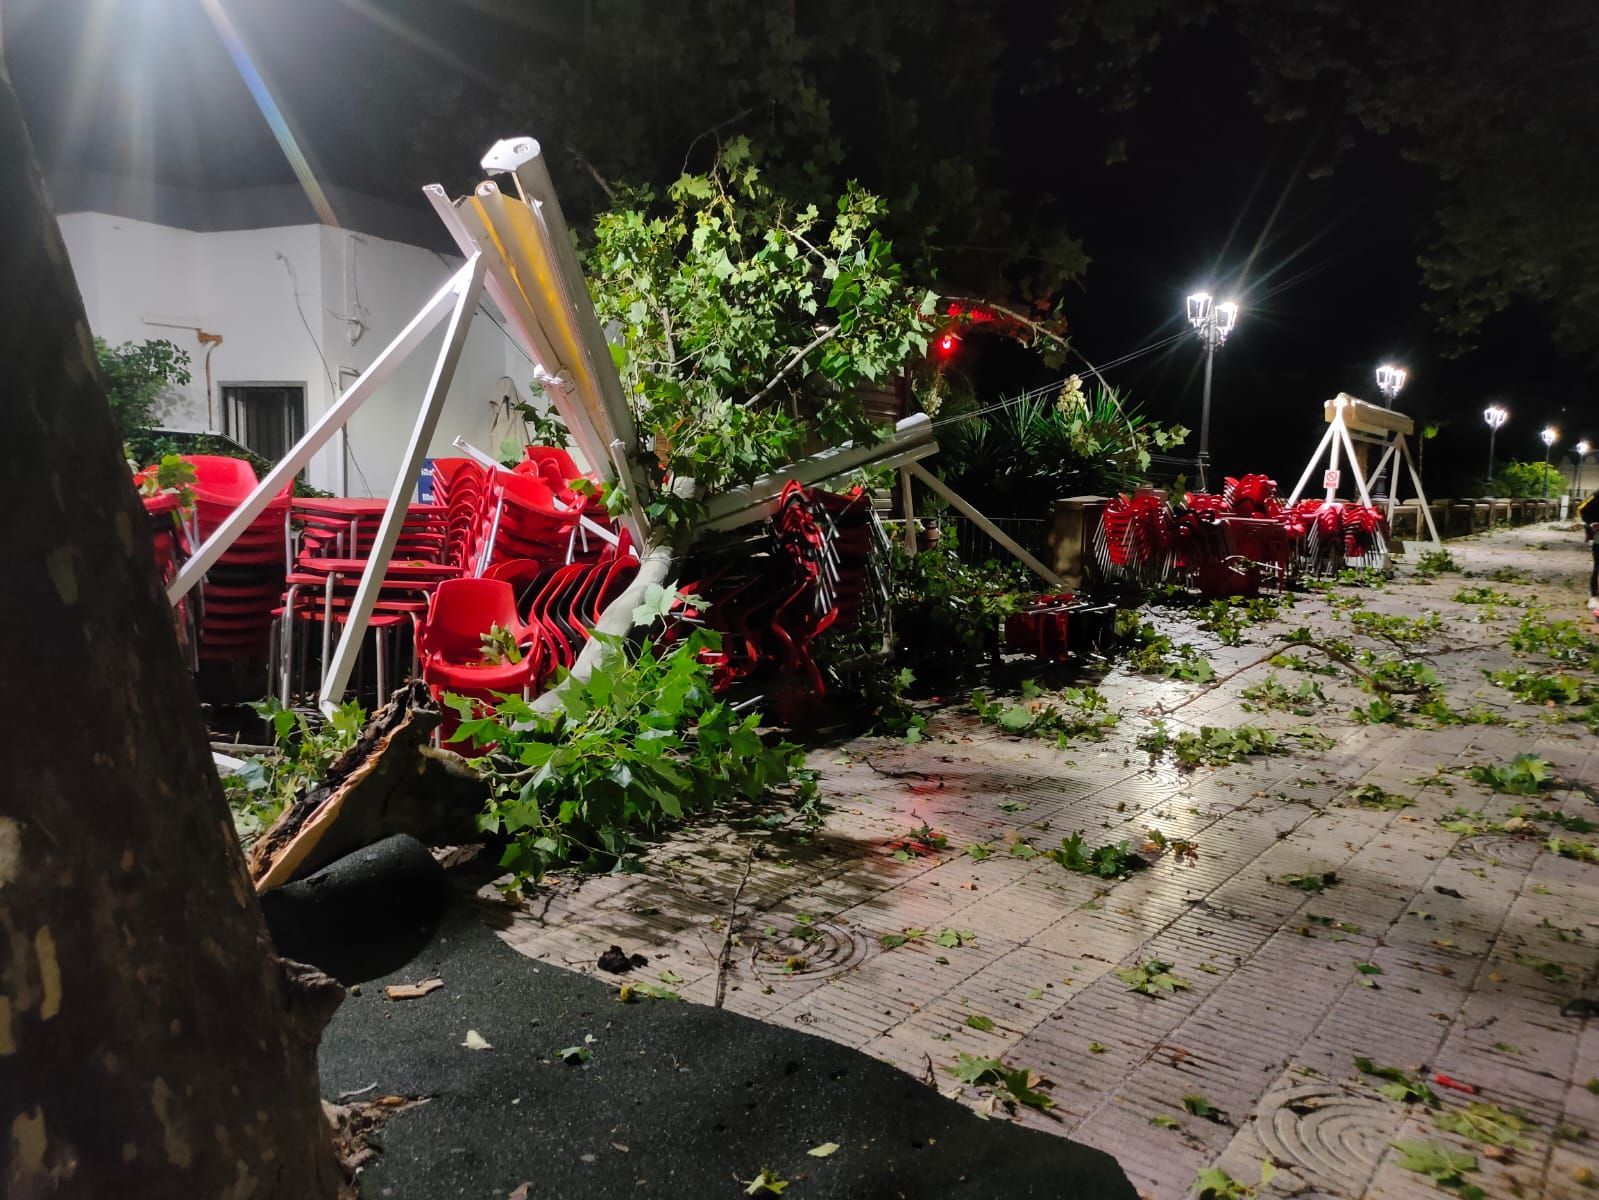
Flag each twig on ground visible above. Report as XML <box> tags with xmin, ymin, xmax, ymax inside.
<box><xmin>1145</xmin><ymin>648</ymin><xmax>1280</xmax><ymax>717</ymax></box>
<box><xmin>713</xmin><ymin>841</ymin><xmax>759</xmax><ymax>1009</ymax></box>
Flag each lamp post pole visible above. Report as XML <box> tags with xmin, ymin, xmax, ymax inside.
<box><xmin>1483</xmin><ymin>404</ymin><xmax>1509</xmax><ymax>497</ymax></box>
<box><xmin>1186</xmin><ymin>292</ymin><xmax>1239</xmax><ymax>493</ymax></box>
<box><xmin>1374</xmin><ymin>363</ymin><xmax>1407</xmax><ymax>498</ymax></box>
<box><xmin>1578</xmin><ymin>441</ymin><xmax>1592</xmax><ymax>499</ymax></box>
<box><xmin>1540</xmin><ymin>427</ymin><xmax>1558</xmax><ymax>500</ymax></box>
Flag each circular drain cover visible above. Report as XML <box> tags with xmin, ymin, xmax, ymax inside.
<box><xmin>748</xmin><ymin>919</ymin><xmax>871</xmax><ymax>982</ymax></box>
<box><xmin>1252</xmin><ymin>1084</ymin><xmax>1396</xmax><ymax>1195</ymax></box>
<box><xmin>1454</xmin><ymin>834</ymin><xmax>1542</xmax><ymax>868</ymax></box>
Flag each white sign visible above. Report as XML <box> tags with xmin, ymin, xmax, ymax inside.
<box><xmin>1323</xmin><ymin>469</ymin><xmax>1341</xmax><ymax>490</ymax></box>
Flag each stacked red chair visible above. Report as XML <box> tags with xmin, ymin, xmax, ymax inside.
<box><xmin>140</xmin><ymin>489</ymin><xmax>200</xmax><ymax>671</ymax></box>
<box><xmin>183</xmin><ymin>455</ymin><xmax>291</xmax><ymax>664</ymax></box>
<box><xmin>672</xmin><ymin>484</ymin><xmax>886</xmax><ymax>719</ymax></box>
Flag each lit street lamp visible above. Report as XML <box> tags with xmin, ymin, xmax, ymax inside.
<box><xmin>1577</xmin><ymin>440</ymin><xmax>1592</xmax><ymax>499</ymax></box>
<box><xmin>1374</xmin><ymin>363</ymin><xmax>1407</xmax><ymax>496</ymax></box>
<box><xmin>1186</xmin><ymin>292</ymin><xmax>1239</xmax><ymax>492</ymax></box>
<box><xmin>1375</xmin><ymin>363</ymin><xmax>1407</xmax><ymax>407</ymax></box>
<box><xmin>1483</xmin><ymin>404</ymin><xmax>1509</xmax><ymax>496</ymax></box>
<box><xmin>1540</xmin><ymin>427</ymin><xmax>1559</xmax><ymax>499</ymax></box>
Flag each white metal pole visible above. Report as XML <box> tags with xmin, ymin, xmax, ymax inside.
<box><xmin>167</xmin><ymin>260</ymin><xmax>475</xmax><ymax>604</ymax></box>
<box><xmin>1334</xmin><ymin>418</ymin><xmax>1375</xmax><ymax>507</ymax></box>
<box><xmin>899</xmin><ymin>468</ymin><xmax>917</xmax><ymax>555</ymax></box>
<box><xmin>318</xmin><ymin>253</ymin><xmax>489</xmax><ymax>712</ymax></box>
<box><xmin>1286</xmin><ymin>423</ymin><xmax>1337</xmax><ymax>506</ymax></box>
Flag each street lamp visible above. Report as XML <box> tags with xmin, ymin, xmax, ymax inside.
<box><xmin>1577</xmin><ymin>440</ymin><xmax>1592</xmax><ymax>499</ymax></box>
<box><xmin>1186</xmin><ymin>291</ymin><xmax>1240</xmax><ymax>492</ymax></box>
<box><xmin>1374</xmin><ymin>363</ymin><xmax>1408</xmax><ymax>496</ymax></box>
<box><xmin>1540</xmin><ymin>427</ymin><xmax>1559</xmax><ymax>499</ymax></box>
<box><xmin>1375</xmin><ymin>363</ymin><xmax>1407</xmax><ymax>407</ymax></box>
<box><xmin>1483</xmin><ymin>404</ymin><xmax>1509</xmax><ymax>495</ymax></box>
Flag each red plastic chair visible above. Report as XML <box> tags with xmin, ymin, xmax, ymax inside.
<box><xmin>418</xmin><ymin>578</ymin><xmax>539</xmax><ymax>698</ymax></box>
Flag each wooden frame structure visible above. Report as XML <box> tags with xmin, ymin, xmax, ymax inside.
<box><xmin>1285</xmin><ymin>392</ymin><xmax>1442</xmax><ymax>547</ymax></box>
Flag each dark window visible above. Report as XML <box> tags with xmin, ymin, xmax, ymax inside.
<box><xmin>221</xmin><ymin>384</ymin><xmax>305</xmax><ymax>463</ymax></box>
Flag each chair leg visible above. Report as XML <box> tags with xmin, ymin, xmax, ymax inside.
<box><xmin>376</xmin><ymin>627</ymin><xmax>387</xmax><ymax>703</ymax></box>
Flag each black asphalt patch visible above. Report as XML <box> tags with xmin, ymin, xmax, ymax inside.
<box><xmin>310</xmin><ymin>875</ymin><xmax>1134</xmax><ymax>1198</ymax></box>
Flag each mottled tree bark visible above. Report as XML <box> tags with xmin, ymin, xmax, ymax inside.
<box><xmin>0</xmin><ymin>54</ymin><xmax>343</xmax><ymax>1200</ymax></box>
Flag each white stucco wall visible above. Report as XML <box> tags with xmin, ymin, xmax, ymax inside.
<box><xmin>57</xmin><ymin>211</ymin><xmax>534</xmax><ymax>495</ymax></box>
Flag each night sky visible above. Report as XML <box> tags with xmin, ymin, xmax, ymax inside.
<box><xmin>7</xmin><ymin>0</ymin><xmax>1594</xmax><ymax>497</ymax></box>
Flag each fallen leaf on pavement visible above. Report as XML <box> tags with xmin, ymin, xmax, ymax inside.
<box><xmin>462</xmin><ymin>1030</ymin><xmax>491</xmax><ymax>1051</ymax></box>
<box><xmin>807</xmin><ymin>1142</ymin><xmax>840</xmax><ymax>1157</ymax></box>
<box><xmin>385</xmin><ymin>978</ymin><xmax>444</xmax><ymax>1001</ymax></box>
<box><xmin>508</xmin><ymin>1185</ymin><xmax>531</xmax><ymax>1200</ymax></box>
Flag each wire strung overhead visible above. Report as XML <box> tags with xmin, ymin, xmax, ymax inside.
<box><xmin>929</xmin><ymin>329</ymin><xmax>1190</xmax><ymax>430</ymax></box>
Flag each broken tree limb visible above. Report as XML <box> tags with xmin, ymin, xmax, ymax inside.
<box><xmin>251</xmin><ymin>682</ymin><xmax>488</xmax><ymax>890</ymax></box>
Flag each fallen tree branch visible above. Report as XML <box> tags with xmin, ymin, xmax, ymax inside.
<box><xmin>251</xmin><ymin>682</ymin><xmax>487</xmax><ymax>890</ymax></box>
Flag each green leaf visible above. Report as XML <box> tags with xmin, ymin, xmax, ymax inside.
<box><xmin>965</xmin><ymin>1014</ymin><xmax>995</xmax><ymax>1032</ymax></box>
<box><xmin>806</xmin><ymin>1142</ymin><xmax>840</xmax><ymax>1158</ymax></box>
<box><xmin>1150</xmin><ymin>1114</ymin><xmax>1180</xmax><ymax>1129</ymax></box>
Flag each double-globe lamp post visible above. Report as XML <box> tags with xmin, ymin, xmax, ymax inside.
<box><xmin>1186</xmin><ymin>292</ymin><xmax>1240</xmax><ymax>492</ymax></box>
<box><xmin>1483</xmin><ymin>404</ymin><xmax>1509</xmax><ymax>496</ymax></box>
<box><xmin>1374</xmin><ymin>363</ymin><xmax>1407</xmax><ymax>496</ymax></box>
<box><xmin>1540</xmin><ymin>427</ymin><xmax>1559</xmax><ymax>499</ymax></box>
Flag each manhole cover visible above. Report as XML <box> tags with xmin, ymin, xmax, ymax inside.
<box><xmin>1453</xmin><ymin>834</ymin><xmax>1542</xmax><ymax>868</ymax></box>
<box><xmin>748</xmin><ymin>919</ymin><xmax>871</xmax><ymax>982</ymax></box>
<box><xmin>1252</xmin><ymin>1084</ymin><xmax>1395</xmax><ymax>1195</ymax></box>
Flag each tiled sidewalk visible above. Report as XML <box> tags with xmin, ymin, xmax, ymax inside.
<box><xmin>487</xmin><ymin>524</ymin><xmax>1599</xmax><ymax>1199</ymax></box>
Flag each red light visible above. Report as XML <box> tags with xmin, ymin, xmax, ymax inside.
<box><xmin>937</xmin><ymin>334</ymin><xmax>958</xmax><ymax>355</ymax></box>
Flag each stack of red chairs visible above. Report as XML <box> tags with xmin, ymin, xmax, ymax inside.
<box><xmin>184</xmin><ymin>455</ymin><xmax>291</xmax><ymax>664</ymax></box>
<box><xmin>140</xmin><ymin>489</ymin><xmax>200</xmax><ymax>671</ymax></box>
<box><xmin>1094</xmin><ymin>474</ymin><xmax>1392</xmax><ymax>595</ymax></box>
<box><xmin>673</xmin><ymin>484</ymin><xmax>884</xmax><ymax>717</ymax></box>
<box><xmin>431</xmin><ymin>458</ymin><xmax>489</xmax><ymax>569</ymax></box>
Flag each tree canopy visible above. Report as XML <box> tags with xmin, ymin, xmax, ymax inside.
<box><xmin>1050</xmin><ymin>0</ymin><xmax>1599</xmax><ymax>359</ymax></box>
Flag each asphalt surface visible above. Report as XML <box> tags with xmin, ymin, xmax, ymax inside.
<box><xmin>292</xmin><ymin>838</ymin><xmax>1136</xmax><ymax>1199</ymax></box>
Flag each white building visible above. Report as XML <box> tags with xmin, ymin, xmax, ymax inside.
<box><xmin>53</xmin><ymin>171</ymin><xmax>538</xmax><ymax>496</ymax></box>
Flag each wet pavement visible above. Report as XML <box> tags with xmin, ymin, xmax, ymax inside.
<box><xmin>488</xmin><ymin>523</ymin><xmax>1599</xmax><ymax>1199</ymax></box>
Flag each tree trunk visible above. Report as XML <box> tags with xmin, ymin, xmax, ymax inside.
<box><xmin>0</xmin><ymin>57</ymin><xmax>343</xmax><ymax>1200</ymax></box>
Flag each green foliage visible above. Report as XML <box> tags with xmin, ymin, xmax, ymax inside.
<box><xmin>587</xmin><ymin>138</ymin><xmax>934</xmax><ymax>522</ymax></box>
<box><xmin>1198</xmin><ymin>595</ymin><xmax>1286</xmax><ymax>646</ymax></box>
<box><xmin>1136</xmin><ymin>721</ymin><xmax>1286</xmax><ymax>767</ymax></box>
<box><xmin>1491</xmin><ymin>460</ymin><xmax>1565</xmax><ymax>499</ymax></box>
<box><xmin>1350</xmin><ymin>609</ymin><xmax>1442</xmax><ymax>648</ymax></box>
<box><xmin>890</xmin><ymin>530</ymin><xmax>1029</xmax><ymax>681</ymax></box>
<box><xmin>1355</xmin><ymin>1057</ymin><xmax>1439</xmax><ymax>1106</ymax></box>
<box><xmin>95</xmin><ymin>336</ymin><xmax>191</xmax><ymax>439</ymax></box>
<box><xmin>1454</xmin><ymin>585</ymin><xmax>1520</xmax><ymax>606</ymax></box>
<box><xmin>1277</xmin><ymin>871</ymin><xmax>1338</xmax><ymax>893</ymax></box>
<box><xmin>1050</xmin><ymin>832</ymin><xmax>1141</xmax><ymax>878</ymax></box>
<box><xmin>135</xmin><ymin>453</ymin><xmax>198</xmax><ymax>511</ymax></box>
<box><xmin>971</xmin><ymin>681</ymin><xmax>1117</xmax><ymax>745</ymax></box>
<box><xmin>1115</xmin><ymin>959</ymin><xmax>1192</xmax><ymax>997</ymax></box>
<box><xmin>1194</xmin><ymin>1163</ymin><xmax>1276</xmax><ymax>1200</ymax></box>
<box><xmin>1117</xmin><ymin>613</ymin><xmax>1215</xmax><ymax>683</ymax></box>
<box><xmin>222</xmin><ymin>699</ymin><xmax>366</xmax><ymax>843</ymax></box>
<box><xmin>1391</xmin><ymin>1141</ymin><xmax>1481</xmax><ymax>1198</ymax></box>
<box><xmin>940</xmin><ymin>381</ymin><xmax>1187</xmax><ymax>517</ymax></box>
<box><xmin>1351</xmin><ymin>698</ymin><xmax>1403</xmax><ymax>725</ymax></box>
<box><xmin>1348</xmin><ymin>784</ymin><xmax>1415</xmax><ymax>811</ymax></box>
<box><xmin>1268</xmin><ymin>651</ymin><xmax>1339</xmax><ymax>677</ymax></box>
<box><xmin>1414</xmin><ymin>548</ymin><xmax>1461</xmax><ymax>578</ymax></box>
<box><xmin>1548</xmin><ymin>837</ymin><xmax>1599</xmax><ymax>865</ymax></box>
<box><xmin>453</xmin><ymin>629</ymin><xmax>814</xmax><ymax>887</ymax></box>
<box><xmin>1488</xmin><ymin>669</ymin><xmax>1597</xmax><ymax>706</ymax></box>
<box><xmin>1335</xmin><ymin>566</ymin><xmax>1389</xmax><ymax>589</ymax></box>
<box><xmin>478</xmin><ymin>624</ymin><xmax>524</xmax><ymax>666</ymax></box>
<box><xmin>1510</xmin><ymin>614</ymin><xmax>1599</xmax><ymax>669</ymax></box>
<box><xmin>944</xmin><ymin>1053</ymin><xmax>1055</xmax><ymax>1111</ymax></box>
<box><xmin>1466</xmin><ymin>753</ymin><xmax>1552</xmax><ymax>796</ymax></box>
<box><xmin>1435</xmin><ymin>1102</ymin><xmax>1534</xmax><ymax>1150</ymax></box>
<box><xmin>1240</xmin><ymin>673</ymin><xmax>1326</xmax><ymax>715</ymax></box>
